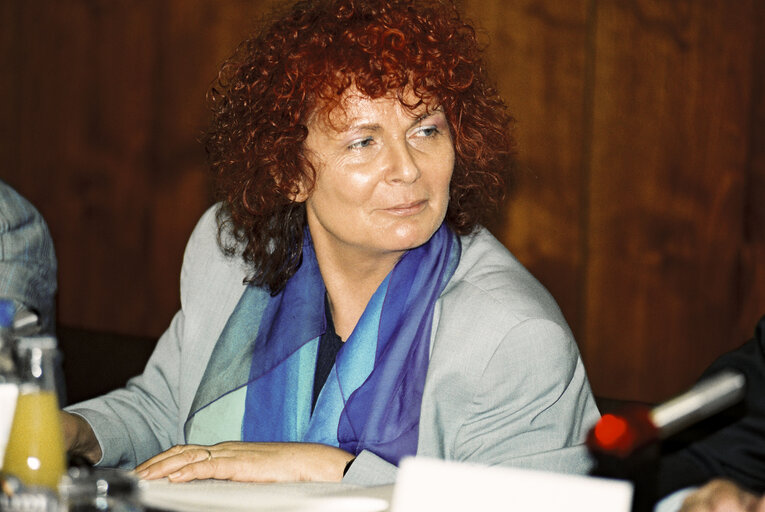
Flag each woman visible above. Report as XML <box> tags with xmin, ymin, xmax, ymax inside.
<box><xmin>63</xmin><ymin>0</ymin><xmax>599</xmax><ymax>484</ymax></box>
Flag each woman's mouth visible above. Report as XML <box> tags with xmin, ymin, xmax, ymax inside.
<box><xmin>383</xmin><ymin>200</ymin><xmax>427</xmax><ymax>216</ymax></box>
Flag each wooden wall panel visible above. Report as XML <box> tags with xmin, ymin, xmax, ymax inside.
<box><xmin>460</xmin><ymin>0</ymin><xmax>591</xmax><ymax>337</ymax></box>
<box><xmin>738</xmin><ymin>1</ymin><xmax>765</xmax><ymax>345</ymax></box>
<box><xmin>1</xmin><ymin>0</ymin><xmax>764</xmax><ymax>402</ymax></box>
<box><xmin>584</xmin><ymin>0</ymin><xmax>758</xmax><ymax>401</ymax></box>
<box><xmin>0</xmin><ymin>1</ymin><xmax>280</xmax><ymax>336</ymax></box>
<box><xmin>7</xmin><ymin>1</ymin><xmax>161</xmax><ymax>333</ymax></box>
<box><xmin>0</xmin><ymin>2</ymin><xmax>17</xmax><ymax>182</ymax></box>
<box><xmin>140</xmin><ymin>0</ymin><xmax>277</xmax><ymax>329</ymax></box>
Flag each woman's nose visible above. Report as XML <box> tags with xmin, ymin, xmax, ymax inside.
<box><xmin>384</xmin><ymin>142</ymin><xmax>421</xmax><ymax>184</ymax></box>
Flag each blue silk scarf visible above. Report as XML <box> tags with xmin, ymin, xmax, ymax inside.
<box><xmin>185</xmin><ymin>223</ymin><xmax>460</xmax><ymax>465</ymax></box>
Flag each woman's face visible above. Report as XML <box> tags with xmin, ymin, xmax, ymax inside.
<box><xmin>301</xmin><ymin>91</ymin><xmax>454</xmax><ymax>264</ymax></box>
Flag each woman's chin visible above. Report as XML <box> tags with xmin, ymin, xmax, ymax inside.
<box><xmin>386</xmin><ymin>229</ymin><xmax>440</xmax><ymax>252</ymax></box>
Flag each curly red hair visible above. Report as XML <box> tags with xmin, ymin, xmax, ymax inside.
<box><xmin>205</xmin><ymin>0</ymin><xmax>515</xmax><ymax>293</ymax></box>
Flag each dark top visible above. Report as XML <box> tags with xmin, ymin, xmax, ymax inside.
<box><xmin>311</xmin><ymin>295</ymin><xmax>344</xmax><ymax>413</ymax></box>
<box><xmin>656</xmin><ymin>315</ymin><xmax>765</xmax><ymax>498</ymax></box>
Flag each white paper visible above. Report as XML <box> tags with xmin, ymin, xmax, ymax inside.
<box><xmin>0</xmin><ymin>382</ymin><xmax>19</xmax><ymax>467</ymax></box>
<box><xmin>391</xmin><ymin>456</ymin><xmax>633</xmax><ymax>512</ymax></box>
<box><xmin>139</xmin><ymin>479</ymin><xmax>390</xmax><ymax>512</ymax></box>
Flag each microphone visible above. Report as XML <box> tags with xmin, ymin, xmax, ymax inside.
<box><xmin>651</xmin><ymin>369</ymin><xmax>746</xmax><ymax>438</ymax></box>
<box><xmin>587</xmin><ymin>369</ymin><xmax>747</xmax><ymax>458</ymax></box>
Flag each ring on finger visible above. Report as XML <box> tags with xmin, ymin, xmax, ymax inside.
<box><xmin>202</xmin><ymin>449</ymin><xmax>212</xmax><ymax>462</ymax></box>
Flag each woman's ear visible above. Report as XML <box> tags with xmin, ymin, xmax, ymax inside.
<box><xmin>289</xmin><ymin>180</ymin><xmax>309</xmax><ymax>203</ymax></box>
<box><xmin>289</xmin><ymin>155</ymin><xmax>316</xmax><ymax>203</ymax></box>
<box><xmin>273</xmin><ymin>162</ymin><xmax>311</xmax><ymax>203</ymax></box>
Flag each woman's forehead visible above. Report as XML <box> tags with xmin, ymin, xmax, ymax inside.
<box><xmin>309</xmin><ymin>86</ymin><xmax>438</xmax><ymax>131</ymax></box>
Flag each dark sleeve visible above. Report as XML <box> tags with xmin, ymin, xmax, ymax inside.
<box><xmin>655</xmin><ymin>315</ymin><xmax>765</xmax><ymax>497</ymax></box>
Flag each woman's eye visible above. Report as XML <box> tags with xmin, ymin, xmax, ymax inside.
<box><xmin>348</xmin><ymin>137</ymin><xmax>374</xmax><ymax>150</ymax></box>
<box><xmin>415</xmin><ymin>126</ymin><xmax>440</xmax><ymax>138</ymax></box>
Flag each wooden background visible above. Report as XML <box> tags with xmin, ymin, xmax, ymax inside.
<box><xmin>1</xmin><ymin>0</ymin><xmax>763</xmax><ymax>404</ymax></box>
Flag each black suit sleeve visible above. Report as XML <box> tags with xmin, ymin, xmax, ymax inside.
<box><xmin>655</xmin><ymin>315</ymin><xmax>765</xmax><ymax>498</ymax></box>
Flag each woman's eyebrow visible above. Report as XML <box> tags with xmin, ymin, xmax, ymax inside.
<box><xmin>340</xmin><ymin>108</ymin><xmax>443</xmax><ymax>134</ymax></box>
<box><xmin>413</xmin><ymin>107</ymin><xmax>445</xmax><ymax>124</ymax></box>
<box><xmin>346</xmin><ymin>122</ymin><xmax>382</xmax><ymax>132</ymax></box>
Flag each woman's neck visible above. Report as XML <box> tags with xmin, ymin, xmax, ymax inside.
<box><xmin>313</xmin><ymin>243</ymin><xmax>402</xmax><ymax>341</ymax></box>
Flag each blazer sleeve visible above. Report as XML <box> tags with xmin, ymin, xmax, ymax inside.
<box><xmin>65</xmin><ymin>207</ymin><xmax>219</xmax><ymax>468</ymax></box>
<box><xmin>343</xmin><ymin>318</ymin><xmax>600</xmax><ymax>485</ymax></box>
<box><xmin>66</xmin><ymin>313</ymin><xmax>186</xmax><ymax>468</ymax></box>
<box><xmin>452</xmin><ymin>317</ymin><xmax>599</xmax><ymax>473</ymax></box>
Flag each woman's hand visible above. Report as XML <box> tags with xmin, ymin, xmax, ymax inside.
<box><xmin>60</xmin><ymin>411</ymin><xmax>103</xmax><ymax>464</ymax></box>
<box><xmin>680</xmin><ymin>479</ymin><xmax>765</xmax><ymax>512</ymax></box>
<box><xmin>134</xmin><ymin>442</ymin><xmax>355</xmax><ymax>483</ymax></box>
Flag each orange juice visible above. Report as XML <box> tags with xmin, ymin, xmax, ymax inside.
<box><xmin>2</xmin><ymin>390</ymin><xmax>66</xmax><ymax>490</ymax></box>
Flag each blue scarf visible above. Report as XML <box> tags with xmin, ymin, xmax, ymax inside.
<box><xmin>185</xmin><ymin>223</ymin><xmax>460</xmax><ymax>465</ymax></box>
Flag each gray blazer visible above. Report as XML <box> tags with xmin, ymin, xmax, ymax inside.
<box><xmin>68</xmin><ymin>205</ymin><xmax>600</xmax><ymax>484</ymax></box>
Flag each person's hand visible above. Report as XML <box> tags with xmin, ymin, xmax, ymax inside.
<box><xmin>679</xmin><ymin>479</ymin><xmax>765</xmax><ymax>512</ymax></box>
<box><xmin>60</xmin><ymin>411</ymin><xmax>103</xmax><ymax>464</ymax></box>
<box><xmin>134</xmin><ymin>442</ymin><xmax>355</xmax><ymax>483</ymax></box>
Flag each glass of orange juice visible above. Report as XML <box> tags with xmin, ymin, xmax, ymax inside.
<box><xmin>1</xmin><ymin>336</ymin><xmax>66</xmax><ymax>491</ymax></box>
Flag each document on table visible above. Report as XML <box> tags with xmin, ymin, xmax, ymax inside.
<box><xmin>392</xmin><ymin>457</ymin><xmax>634</xmax><ymax>512</ymax></box>
<box><xmin>139</xmin><ymin>479</ymin><xmax>391</xmax><ymax>512</ymax></box>
<box><xmin>139</xmin><ymin>458</ymin><xmax>631</xmax><ymax>512</ymax></box>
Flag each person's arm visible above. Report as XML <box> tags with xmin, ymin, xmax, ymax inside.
<box><xmin>63</xmin><ymin>308</ymin><xmax>187</xmax><ymax>467</ymax></box>
<box><xmin>343</xmin><ymin>317</ymin><xmax>600</xmax><ymax>485</ymax></box>
<box><xmin>62</xmin><ymin>206</ymin><xmax>224</xmax><ymax>468</ymax></box>
<box><xmin>452</xmin><ymin>317</ymin><xmax>599</xmax><ymax>473</ymax></box>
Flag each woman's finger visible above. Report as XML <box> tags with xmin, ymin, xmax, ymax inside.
<box><xmin>136</xmin><ymin>446</ymin><xmax>213</xmax><ymax>480</ymax></box>
<box><xmin>166</xmin><ymin>457</ymin><xmax>242</xmax><ymax>483</ymax></box>
<box><xmin>136</xmin><ymin>444</ymin><xmax>212</xmax><ymax>471</ymax></box>
<box><xmin>136</xmin><ymin>444</ymin><xmax>185</xmax><ymax>471</ymax></box>
<box><xmin>163</xmin><ymin>451</ymin><xmax>294</xmax><ymax>483</ymax></box>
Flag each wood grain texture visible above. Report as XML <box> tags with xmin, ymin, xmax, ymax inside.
<box><xmin>1</xmin><ymin>0</ymin><xmax>280</xmax><ymax>335</ymax></box>
<box><xmin>460</xmin><ymin>0</ymin><xmax>591</xmax><ymax>337</ymax></box>
<box><xmin>738</xmin><ymin>0</ymin><xmax>765</xmax><ymax>347</ymax></box>
<box><xmin>585</xmin><ymin>0</ymin><xmax>758</xmax><ymax>401</ymax></box>
<box><xmin>1</xmin><ymin>0</ymin><xmax>763</xmax><ymax>402</ymax></box>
